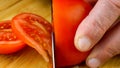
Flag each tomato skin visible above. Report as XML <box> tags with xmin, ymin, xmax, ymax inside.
<box><xmin>11</xmin><ymin>13</ymin><xmax>52</xmax><ymax>62</ymax></box>
<box><xmin>0</xmin><ymin>41</ymin><xmax>25</xmax><ymax>54</ymax></box>
<box><xmin>0</xmin><ymin>21</ymin><xmax>25</xmax><ymax>54</ymax></box>
<box><xmin>53</xmin><ymin>0</ymin><xmax>92</xmax><ymax>67</ymax></box>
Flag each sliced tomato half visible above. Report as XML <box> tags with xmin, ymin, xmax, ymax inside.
<box><xmin>0</xmin><ymin>20</ymin><xmax>26</xmax><ymax>54</ymax></box>
<box><xmin>11</xmin><ymin>13</ymin><xmax>52</xmax><ymax>62</ymax></box>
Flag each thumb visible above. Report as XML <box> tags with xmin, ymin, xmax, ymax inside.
<box><xmin>74</xmin><ymin>0</ymin><xmax>120</xmax><ymax>52</ymax></box>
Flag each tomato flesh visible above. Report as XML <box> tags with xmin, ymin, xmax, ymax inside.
<box><xmin>0</xmin><ymin>20</ymin><xmax>25</xmax><ymax>54</ymax></box>
<box><xmin>11</xmin><ymin>13</ymin><xmax>52</xmax><ymax>62</ymax></box>
<box><xmin>53</xmin><ymin>0</ymin><xmax>92</xmax><ymax>67</ymax></box>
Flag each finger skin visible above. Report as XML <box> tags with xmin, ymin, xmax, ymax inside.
<box><xmin>86</xmin><ymin>22</ymin><xmax>120</xmax><ymax>68</ymax></box>
<box><xmin>74</xmin><ymin>0</ymin><xmax>120</xmax><ymax>52</ymax></box>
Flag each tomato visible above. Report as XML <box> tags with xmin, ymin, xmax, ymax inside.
<box><xmin>0</xmin><ymin>20</ymin><xmax>25</xmax><ymax>54</ymax></box>
<box><xmin>11</xmin><ymin>13</ymin><xmax>52</xmax><ymax>62</ymax></box>
<box><xmin>53</xmin><ymin>0</ymin><xmax>92</xmax><ymax>67</ymax></box>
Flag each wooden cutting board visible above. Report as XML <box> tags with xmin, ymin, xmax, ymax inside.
<box><xmin>0</xmin><ymin>0</ymin><xmax>120</xmax><ymax>68</ymax></box>
<box><xmin>0</xmin><ymin>0</ymin><xmax>51</xmax><ymax>68</ymax></box>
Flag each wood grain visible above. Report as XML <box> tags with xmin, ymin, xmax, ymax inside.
<box><xmin>0</xmin><ymin>0</ymin><xmax>120</xmax><ymax>68</ymax></box>
<box><xmin>0</xmin><ymin>0</ymin><xmax>51</xmax><ymax>68</ymax></box>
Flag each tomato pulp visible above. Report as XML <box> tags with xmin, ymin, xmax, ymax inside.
<box><xmin>0</xmin><ymin>20</ymin><xmax>25</xmax><ymax>54</ymax></box>
<box><xmin>53</xmin><ymin>0</ymin><xmax>92</xmax><ymax>67</ymax></box>
<box><xmin>11</xmin><ymin>13</ymin><xmax>52</xmax><ymax>62</ymax></box>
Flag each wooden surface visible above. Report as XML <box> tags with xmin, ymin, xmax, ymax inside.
<box><xmin>0</xmin><ymin>0</ymin><xmax>51</xmax><ymax>68</ymax></box>
<box><xmin>101</xmin><ymin>55</ymin><xmax>120</xmax><ymax>68</ymax></box>
<box><xmin>0</xmin><ymin>0</ymin><xmax>120</xmax><ymax>68</ymax></box>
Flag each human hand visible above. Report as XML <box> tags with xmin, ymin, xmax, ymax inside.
<box><xmin>74</xmin><ymin>0</ymin><xmax>120</xmax><ymax>68</ymax></box>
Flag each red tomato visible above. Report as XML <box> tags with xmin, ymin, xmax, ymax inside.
<box><xmin>53</xmin><ymin>0</ymin><xmax>92</xmax><ymax>67</ymax></box>
<box><xmin>11</xmin><ymin>13</ymin><xmax>52</xmax><ymax>62</ymax></box>
<box><xmin>0</xmin><ymin>20</ymin><xmax>25</xmax><ymax>54</ymax></box>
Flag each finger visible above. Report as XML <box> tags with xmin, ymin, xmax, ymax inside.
<box><xmin>109</xmin><ymin>17</ymin><xmax>120</xmax><ymax>30</ymax></box>
<box><xmin>86</xmin><ymin>22</ymin><xmax>120</xmax><ymax>68</ymax></box>
<box><xmin>74</xmin><ymin>0</ymin><xmax>120</xmax><ymax>52</ymax></box>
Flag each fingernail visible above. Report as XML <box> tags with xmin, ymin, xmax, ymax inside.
<box><xmin>77</xmin><ymin>37</ymin><xmax>91</xmax><ymax>51</ymax></box>
<box><xmin>88</xmin><ymin>58</ymin><xmax>100</xmax><ymax>68</ymax></box>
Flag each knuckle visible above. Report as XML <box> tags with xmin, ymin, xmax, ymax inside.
<box><xmin>94</xmin><ymin>19</ymin><xmax>106</xmax><ymax>32</ymax></box>
<box><xmin>106</xmin><ymin>0</ymin><xmax>120</xmax><ymax>15</ymax></box>
<box><xmin>91</xmin><ymin>18</ymin><xmax>107</xmax><ymax>38</ymax></box>
<box><xmin>109</xmin><ymin>0</ymin><xmax>120</xmax><ymax>10</ymax></box>
<box><xmin>105</xmin><ymin>46</ymin><xmax>120</xmax><ymax>57</ymax></box>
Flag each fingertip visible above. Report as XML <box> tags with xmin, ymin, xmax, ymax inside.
<box><xmin>86</xmin><ymin>58</ymin><xmax>100</xmax><ymax>68</ymax></box>
<box><xmin>74</xmin><ymin>36</ymin><xmax>92</xmax><ymax>52</ymax></box>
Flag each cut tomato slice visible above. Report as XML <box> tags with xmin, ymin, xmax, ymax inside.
<box><xmin>0</xmin><ymin>20</ymin><xmax>26</xmax><ymax>54</ymax></box>
<box><xmin>11</xmin><ymin>13</ymin><xmax>52</xmax><ymax>62</ymax></box>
